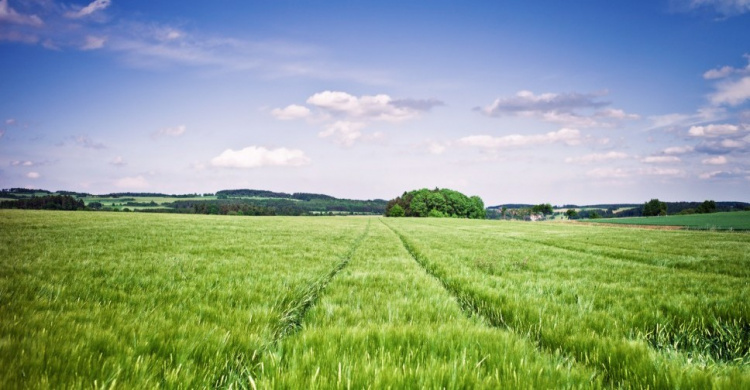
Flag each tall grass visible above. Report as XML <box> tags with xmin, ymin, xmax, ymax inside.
<box><xmin>0</xmin><ymin>210</ymin><xmax>368</xmax><ymax>389</ymax></box>
<box><xmin>258</xmin><ymin>219</ymin><xmax>598</xmax><ymax>388</ymax></box>
<box><xmin>383</xmin><ymin>217</ymin><xmax>749</xmax><ymax>389</ymax></box>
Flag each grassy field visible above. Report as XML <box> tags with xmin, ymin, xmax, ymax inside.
<box><xmin>593</xmin><ymin>211</ymin><xmax>750</xmax><ymax>230</ymax></box>
<box><xmin>1</xmin><ymin>211</ymin><xmax>748</xmax><ymax>388</ymax></box>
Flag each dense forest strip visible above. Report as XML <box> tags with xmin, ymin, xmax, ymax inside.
<box><xmin>215</xmin><ymin>220</ymin><xmax>371</xmax><ymax>389</ymax></box>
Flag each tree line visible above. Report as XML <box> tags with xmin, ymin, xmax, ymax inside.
<box><xmin>385</xmin><ymin>188</ymin><xmax>486</xmax><ymax>219</ymax></box>
<box><xmin>0</xmin><ymin>195</ymin><xmax>85</xmax><ymax>210</ymax></box>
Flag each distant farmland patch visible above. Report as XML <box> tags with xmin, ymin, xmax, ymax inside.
<box><xmin>592</xmin><ymin>210</ymin><xmax>750</xmax><ymax>230</ymax></box>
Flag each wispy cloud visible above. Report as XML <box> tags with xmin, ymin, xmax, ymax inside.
<box><xmin>64</xmin><ymin>0</ymin><xmax>110</xmax><ymax>19</ymax></box>
<box><xmin>210</xmin><ymin>146</ymin><xmax>310</xmax><ymax>168</ymax></box>
<box><xmin>674</xmin><ymin>0</ymin><xmax>750</xmax><ymax>17</ymax></box>
<box><xmin>152</xmin><ymin>125</ymin><xmax>186</xmax><ymax>139</ymax></box>
<box><xmin>109</xmin><ymin>156</ymin><xmax>126</xmax><ymax>167</ymax></box>
<box><xmin>702</xmin><ymin>155</ymin><xmax>728</xmax><ymax>164</ymax></box>
<box><xmin>565</xmin><ymin>151</ymin><xmax>629</xmax><ymax>164</ymax></box>
<box><xmin>459</xmin><ymin>128</ymin><xmax>582</xmax><ymax>150</ymax></box>
<box><xmin>478</xmin><ymin>90</ymin><xmax>638</xmax><ymax>128</ymax></box>
<box><xmin>75</xmin><ymin>135</ymin><xmax>106</xmax><ymax>149</ymax></box>
<box><xmin>0</xmin><ymin>0</ymin><xmax>43</xmax><ymax>26</ymax></box>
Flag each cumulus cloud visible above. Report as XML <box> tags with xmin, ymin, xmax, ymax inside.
<box><xmin>81</xmin><ymin>35</ymin><xmax>106</xmax><ymax>50</ymax></box>
<box><xmin>64</xmin><ymin>0</ymin><xmax>111</xmax><ymax>19</ymax></box>
<box><xmin>637</xmin><ymin>167</ymin><xmax>685</xmax><ymax>176</ymax></box>
<box><xmin>710</xmin><ymin>76</ymin><xmax>750</xmax><ymax>106</ymax></box>
<box><xmin>152</xmin><ymin>125</ymin><xmax>186</xmax><ymax>139</ymax></box>
<box><xmin>459</xmin><ymin>128</ymin><xmax>581</xmax><ymax>150</ymax></box>
<box><xmin>702</xmin><ymin>155</ymin><xmax>728</xmax><ymax>164</ymax></box>
<box><xmin>211</xmin><ymin>146</ymin><xmax>310</xmax><ymax>168</ymax></box>
<box><xmin>564</xmin><ymin>151</ymin><xmax>628</xmax><ymax>164</ymax></box>
<box><xmin>641</xmin><ymin>156</ymin><xmax>681</xmax><ymax>163</ymax></box>
<box><xmin>305</xmin><ymin>91</ymin><xmax>439</xmax><ymax>122</ymax></box>
<box><xmin>318</xmin><ymin>121</ymin><xmax>365</xmax><ymax>147</ymax></box>
<box><xmin>114</xmin><ymin>175</ymin><xmax>149</xmax><ymax>189</ymax></box>
<box><xmin>695</xmin><ymin>138</ymin><xmax>748</xmax><ymax>154</ymax></box>
<box><xmin>26</xmin><ymin>171</ymin><xmax>40</xmax><ymax>179</ymax></box>
<box><xmin>271</xmin><ymin>104</ymin><xmax>311</xmax><ymax>120</ymax></box>
<box><xmin>273</xmin><ymin>91</ymin><xmax>441</xmax><ymax>146</ymax></box>
<box><xmin>688</xmin><ymin>123</ymin><xmax>739</xmax><ymax>137</ymax></box>
<box><xmin>0</xmin><ymin>0</ymin><xmax>43</xmax><ymax>26</ymax></box>
<box><xmin>11</xmin><ymin>160</ymin><xmax>34</xmax><ymax>166</ymax></box>
<box><xmin>663</xmin><ymin>145</ymin><xmax>695</xmax><ymax>154</ymax></box>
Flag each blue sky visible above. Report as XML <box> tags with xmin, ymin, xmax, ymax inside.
<box><xmin>1</xmin><ymin>0</ymin><xmax>749</xmax><ymax>205</ymax></box>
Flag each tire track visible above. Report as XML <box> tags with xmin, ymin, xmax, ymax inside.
<box><xmin>214</xmin><ymin>220</ymin><xmax>371</xmax><ymax>389</ymax></box>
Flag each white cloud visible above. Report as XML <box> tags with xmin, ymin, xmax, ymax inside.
<box><xmin>0</xmin><ymin>0</ymin><xmax>43</xmax><ymax>26</ymax></box>
<box><xmin>114</xmin><ymin>175</ymin><xmax>149</xmax><ymax>189</ymax></box>
<box><xmin>65</xmin><ymin>0</ymin><xmax>111</xmax><ymax>19</ymax></box>
<box><xmin>26</xmin><ymin>172</ymin><xmax>40</xmax><ymax>179</ymax></box>
<box><xmin>688</xmin><ymin>123</ymin><xmax>739</xmax><ymax>137</ymax></box>
<box><xmin>647</xmin><ymin>107</ymin><xmax>726</xmax><ymax>130</ymax></box>
<box><xmin>11</xmin><ymin>160</ymin><xmax>34</xmax><ymax>167</ymax></box>
<box><xmin>152</xmin><ymin>125</ymin><xmax>186</xmax><ymax>139</ymax></box>
<box><xmin>210</xmin><ymin>146</ymin><xmax>310</xmax><ymax>168</ymax></box>
<box><xmin>459</xmin><ymin>128</ymin><xmax>581</xmax><ymax>150</ymax></box>
<box><xmin>428</xmin><ymin>141</ymin><xmax>448</xmax><ymax>155</ymax></box>
<box><xmin>564</xmin><ymin>151</ymin><xmax>628</xmax><ymax>164</ymax></box>
<box><xmin>681</xmin><ymin>0</ymin><xmax>750</xmax><ymax>16</ymax></box>
<box><xmin>5</xmin><ymin>118</ymin><xmax>16</xmax><ymax>125</ymax></box>
<box><xmin>479</xmin><ymin>90</ymin><xmax>637</xmax><ymax>129</ymax></box>
<box><xmin>641</xmin><ymin>156</ymin><xmax>681</xmax><ymax>163</ymax></box>
<box><xmin>306</xmin><ymin>91</ymin><xmax>435</xmax><ymax>122</ymax></box>
<box><xmin>109</xmin><ymin>156</ymin><xmax>126</xmax><ymax>167</ymax></box>
<box><xmin>81</xmin><ymin>35</ymin><xmax>106</xmax><ymax>50</ymax></box>
<box><xmin>702</xmin><ymin>155</ymin><xmax>728</xmax><ymax>165</ymax></box>
<box><xmin>318</xmin><ymin>121</ymin><xmax>365</xmax><ymax>147</ymax></box>
<box><xmin>271</xmin><ymin>104</ymin><xmax>311</xmax><ymax>120</ymax></box>
<box><xmin>699</xmin><ymin>169</ymin><xmax>749</xmax><ymax>180</ymax></box>
<box><xmin>595</xmin><ymin>108</ymin><xmax>640</xmax><ymax>120</ymax></box>
<box><xmin>704</xmin><ymin>65</ymin><xmax>737</xmax><ymax>79</ymax></box>
<box><xmin>663</xmin><ymin>145</ymin><xmax>695</xmax><ymax>154</ymax></box>
<box><xmin>710</xmin><ymin>76</ymin><xmax>750</xmax><ymax>106</ymax></box>
<box><xmin>638</xmin><ymin>167</ymin><xmax>684</xmax><ymax>176</ymax></box>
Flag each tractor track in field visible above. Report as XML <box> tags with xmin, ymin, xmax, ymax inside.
<box><xmin>214</xmin><ymin>220</ymin><xmax>371</xmax><ymax>389</ymax></box>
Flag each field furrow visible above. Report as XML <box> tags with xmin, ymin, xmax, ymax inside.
<box><xmin>258</xmin><ymin>219</ymin><xmax>599</xmax><ymax>388</ymax></box>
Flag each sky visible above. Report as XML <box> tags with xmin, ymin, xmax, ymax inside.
<box><xmin>1</xmin><ymin>0</ymin><xmax>749</xmax><ymax>205</ymax></box>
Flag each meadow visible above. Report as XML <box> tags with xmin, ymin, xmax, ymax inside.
<box><xmin>0</xmin><ymin>210</ymin><xmax>747</xmax><ymax>389</ymax></box>
<box><xmin>593</xmin><ymin>211</ymin><xmax>750</xmax><ymax>230</ymax></box>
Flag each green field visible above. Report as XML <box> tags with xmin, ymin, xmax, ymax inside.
<box><xmin>1</xmin><ymin>211</ymin><xmax>748</xmax><ymax>388</ymax></box>
<box><xmin>593</xmin><ymin>211</ymin><xmax>750</xmax><ymax>230</ymax></box>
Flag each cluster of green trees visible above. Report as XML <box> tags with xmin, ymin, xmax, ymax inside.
<box><xmin>385</xmin><ymin>188</ymin><xmax>485</xmax><ymax>219</ymax></box>
<box><xmin>0</xmin><ymin>195</ymin><xmax>85</xmax><ymax>210</ymax></box>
